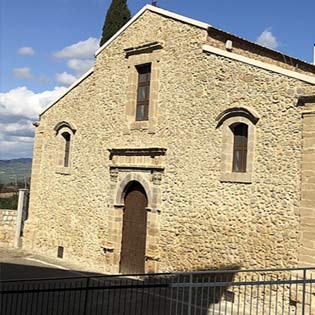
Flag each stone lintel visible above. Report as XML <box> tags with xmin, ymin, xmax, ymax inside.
<box><xmin>124</xmin><ymin>41</ymin><xmax>163</xmax><ymax>58</ymax></box>
<box><xmin>108</xmin><ymin>147</ymin><xmax>167</xmax><ymax>160</ymax></box>
<box><xmin>109</xmin><ymin>164</ymin><xmax>164</xmax><ymax>171</ymax></box>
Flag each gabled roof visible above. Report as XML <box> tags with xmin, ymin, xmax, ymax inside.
<box><xmin>95</xmin><ymin>5</ymin><xmax>210</xmax><ymax>56</ymax></box>
<box><xmin>40</xmin><ymin>5</ymin><xmax>210</xmax><ymax>117</ymax></box>
<box><xmin>95</xmin><ymin>4</ymin><xmax>315</xmax><ymax>74</ymax></box>
<box><xmin>40</xmin><ymin>5</ymin><xmax>315</xmax><ymax>117</ymax></box>
<box><xmin>40</xmin><ymin>68</ymin><xmax>94</xmax><ymax>117</ymax></box>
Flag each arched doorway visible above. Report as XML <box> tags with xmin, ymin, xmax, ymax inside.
<box><xmin>120</xmin><ymin>181</ymin><xmax>148</xmax><ymax>274</ymax></box>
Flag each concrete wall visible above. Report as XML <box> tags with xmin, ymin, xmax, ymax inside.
<box><xmin>24</xmin><ymin>10</ymin><xmax>315</xmax><ymax>273</ymax></box>
<box><xmin>0</xmin><ymin>209</ymin><xmax>17</xmax><ymax>248</ymax></box>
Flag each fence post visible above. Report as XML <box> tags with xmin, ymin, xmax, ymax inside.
<box><xmin>301</xmin><ymin>268</ymin><xmax>306</xmax><ymax>315</ymax></box>
<box><xmin>14</xmin><ymin>189</ymin><xmax>28</xmax><ymax>248</ymax></box>
<box><xmin>187</xmin><ymin>273</ymin><xmax>193</xmax><ymax>315</ymax></box>
<box><xmin>83</xmin><ymin>277</ymin><xmax>90</xmax><ymax>315</ymax></box>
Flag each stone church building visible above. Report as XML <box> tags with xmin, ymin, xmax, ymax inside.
<box><xmin>24</xmin><ymin>5</ymin><xmax>315</xmax><ymax>274</ymax></box>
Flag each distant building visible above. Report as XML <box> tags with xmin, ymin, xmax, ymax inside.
<box><xmin>24</xmin><ymin>5</ymin><xmax>315</xmax><ymax>274</ymax></box>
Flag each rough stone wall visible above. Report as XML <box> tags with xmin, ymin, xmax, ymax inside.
<box><xmin>24</xmin><ymin>10</ymin><xmax>315</xmax><ymax>273</ymax></box>
<box><xmin>299</xmin><ymin>102</ymin><xmax>315</xmax><ymax>267</ymax></box>
<box><xmin>0</xmin><ymin>209</ymin><xmax>17</xmax><ymax>248</ymax></box>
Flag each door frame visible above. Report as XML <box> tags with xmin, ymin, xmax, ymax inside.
<box><xmin>108</xmin><ymin>171</ymin><xmax>162</xmax><ymax>274</ymax></box>
<box><xmin>120</xmin><ymin>181</ymin><xmax>148</xmax><ymax>274</ymax></box>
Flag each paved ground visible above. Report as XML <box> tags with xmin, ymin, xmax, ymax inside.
<box><xmin>0</xmin><ymin>248</ymin><xmax>100</xmax><ymax>281</ymax></box>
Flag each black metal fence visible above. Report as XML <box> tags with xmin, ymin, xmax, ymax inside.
<box><xmin>1</xmin><ymin>267</ymin><xmax>314</xmax><ymax>315</ymax></box>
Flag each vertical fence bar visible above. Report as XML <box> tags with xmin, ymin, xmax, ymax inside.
<box><xmin>281</xmin><ymin>277</ymin><xmax>285</xmax><ymax>315</ymax></box>
<box><xmin>1</xmin><ymin>267</ymin><xmax>315</xmax><ymax>315</ymax></box>
<box><xmin>256</xmin><ymin>274</ymin><xmax>260</xmax><ymax>315</ymax></box>
<box><xmin>309</xmin><ymin>273</ymin><xmax>313</xmax><ymax>315</ymax></box>
<box><xmin>187</xmin><ymin>273</ymin><xmax>193</xmax><ymax>315</ymax></box>
<box><xmin>83</xmin><ymin>277</ymin><xmax>90</xmax><ymax>315</ymax></box>
<box><xmin>295</xmin><ymin>273</ymin><xmax>298</xmax><ymax>315</ymax></box>
<box><xmin>269</xmin><ymin>274</ymin><xmax>272</xmax><ymax>315</ymax></box>
<box><xmin>288</xmin><ymin>274</ymin><xmax>292</xmax><ymax>315</ymax></box>
<box><xmin>302</xmin><ymin>269</ymin><xmax>307</xmax><ymax>315</ymax></box>
<box><xmin>275</xmin><ymin>275</ymin><xmax>279</xmax><ymax>315</ymax></box>
<box><xmin>249</xmin><ymin>275</ymin><xmax>253</xmax><ymax>315</ymax></box>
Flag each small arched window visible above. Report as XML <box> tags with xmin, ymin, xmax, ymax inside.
<box><xmin>61</xmin><ymin>132</ymin><xmax>71</xmax><ymax>167</ymax></box>
<box><xmin>231</xmin><ymin>123</ymin><xmax>248</xmax><ymax>173</ymax></box>
<box><xmin>54</xmin><ymin>121</ymin><xmax>76</xmax><ymax>173</ymax></box>
<box><xmin>216</xmin><ymin>107</ymin><xmax>260</xmax><ymax>183</ymax></box>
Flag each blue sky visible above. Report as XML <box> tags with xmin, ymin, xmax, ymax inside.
<box><xmin>0</xmin><ymin>0</ymin><xmax>314</xmax><ymax>159</ymax></box>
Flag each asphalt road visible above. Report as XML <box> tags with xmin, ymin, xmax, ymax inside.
<box><xmin>0</xmin><ymin>250</ymin><xmax>229</xmax><ymax>315</ymax></box>
<box><xmin>0</xmin><ymin>249</ymin><xmax>100</xmax><ymax>281</ymax></box>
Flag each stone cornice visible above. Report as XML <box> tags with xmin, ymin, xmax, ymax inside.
<box><xmin>202</xmin><ymin>45</ymin><xmax>315</xmax><ymax>85</ymax></box>
<box><xmin>124</xmin><ymin>41</ymin><xmax>163</xmax><ymax>57</ymax></box>
<box><xmin>108</xmin><ymin>147</ymin><xmax>167</xmax><ymax>160</ymax></box>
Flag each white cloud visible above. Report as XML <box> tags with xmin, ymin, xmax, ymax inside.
<box><xmin>54</xmin><ymin>37</ymin><xmax>99</xmax><ymax>59</ymax></box>
<box><xmin>12</xmin><ymin>67</ymin><xmax>33</xmax><ymax>79</ymax></box>
<box><xmin>256</xmin><ymin>28</ymin><xmax>279</xmax><ymax>50</ymax></box>
<box><xmin>0</xmin><ymin>86</ymin><xmax>67</xmax><ymax>159</ymax></box>
<box><xmin>56</xmin><ymin>72</ymin><xmax>77</xmax><ymax>86</ymax></box>
<box><xmin>0</xmin><ymin>86</ymin><xmax>67</xmax><ymax>120</ymax></box>
<box><xmin>67</xmin><ymin>58</ymin><xmax>94</xmax><ymax>76</ymax></box>
<box><xmin>17</xmin><ymin>46</ymin><xmax>35</xmax><ymax>56</ymax></box>
<box><xmin>12</xmin><ymin>67</ymin><xmax>50</xmax><ymax>84</ymax></box>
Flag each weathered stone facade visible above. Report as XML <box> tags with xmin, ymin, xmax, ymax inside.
<box><xmin>0</xmin><ymin>209</ymin><xmax>17</xmax><ymax>248</ymax></box>
<box><xmin>23</xmin><ymin>6</ymin><xmax>315</xmax><ymax>274</ymax></box>
<box><xmin>299</xmin><ymin>96</ymin><xmax>315</xmax><ymax>267</ymax></box>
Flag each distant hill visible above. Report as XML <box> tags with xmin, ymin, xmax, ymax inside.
<box><xmin>0</xmin><ymin>158</ymin><xmax>32</xmax><ymax>185</ymax></box>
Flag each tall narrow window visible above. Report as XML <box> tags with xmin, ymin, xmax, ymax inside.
<box><xmin>136</xmin><ymin>64</ymin><xmax>151</xmax><ymax>121</ymax></box>
<box><xmin>62</xmin><ymin>132</ymin><xmax>71</xmax><ymax>167</ymax></box>
<box><xmin>232</xmin><ymin>123</ymin><xmax>248</xmax><ymax>172</ymax></box>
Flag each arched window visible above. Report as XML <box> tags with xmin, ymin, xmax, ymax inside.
<box><xmin>231</xmin><ymin>123</ymin><xmax>248</xmax><ymax>173</ymax></box>
<box><xmin>216</xmin><ymin>107</ymin><xmax>260</xmax><ymax>183</ymax></box>
<box><xmin>61</xmin><ymin>132</ymin><xmax>71</xmax><ymax>167</ymax></box>
<box><xmin>54</xmin><ymin>121</ymin><xmax>76</xmax><ymax>173</ymax></box>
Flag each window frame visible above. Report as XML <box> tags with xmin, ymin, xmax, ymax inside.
<box><xmin>54</xmin><ymin>122</ymin><xmax>76</xmax><ymax>175</ymax></box>
<box><xmin>216</xmin><ymin>107</ymin><xmax>260</xmax><ymax>184</ymax></box>
<box><xmin>124</xmin><ymin>51</ymin><xmax>161</xmax><ymax>134</ymax></box>
<box><xmin>231</xmin><ymin>123</ymin><xmax>248</xmax><ymax>173</ymax></box>
<box><xmin>135</xmin><ymin>64</ymin><xmax>151</xmax><ymax>122</ymax></box>
<box><xmin>61</xmin><ymin>131</ymin><xmax>71</xmax><ymax>168</ymax></box>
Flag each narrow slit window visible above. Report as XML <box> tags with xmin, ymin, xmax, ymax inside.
<box><xmin>136</xmin><ymin>64</ymin><xmax>151</xmax><ymax>121</ymax></box>
<box><xmin>62</xmin><ymin>132</ymin><xmax>71</xmax><ymax>167</ymax></box>
<box><xmin>232</xmin><ymin>123</ymin><xmax>248</xmax><ymax>173</ymax></box>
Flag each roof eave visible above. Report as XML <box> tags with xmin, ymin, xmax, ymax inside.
<box><xmin>207</xmin><ymin>27</ymin><xmax>315</xmax><ymax>73</ymax></box>
<box><xmin>39</xmin><ymin>67</ymin><xmax>94</xmax><ymax>117</ymax></box>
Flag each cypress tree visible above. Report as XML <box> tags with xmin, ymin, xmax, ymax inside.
<box><xmin>100</xmin><ymin>0</ymin><xmax>131</xmax><ymax>47</ymax></box>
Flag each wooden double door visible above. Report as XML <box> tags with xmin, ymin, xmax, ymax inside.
<box><xmin>120</xmin><ymin>181</ymin><xmax>148</xmax><ymax>274</ymax></box>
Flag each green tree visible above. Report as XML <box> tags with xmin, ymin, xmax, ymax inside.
<box><xmin>100</xmin><ymin>0</ymin><xmax>131</xmax><ymax>47</ymax></box>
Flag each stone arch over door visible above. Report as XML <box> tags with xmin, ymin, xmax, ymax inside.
<box><xmin>120</xmin><ymin>181</ymin><xmax>148</xmax><ymax>274</ymax></box>
<box><xmin>115</xmin><ymin>173</ymin><xmax>153</xmax><ymax>208</ymax></box>
<box><xmin>105</xmin><ymin>169</ymin><xmax>163</xmax><ymax>274</ymax></box>
<box><xmin>104</xmin><ymin>147</ymin><xmax>166</xmax><ymax>274</ymax></box>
